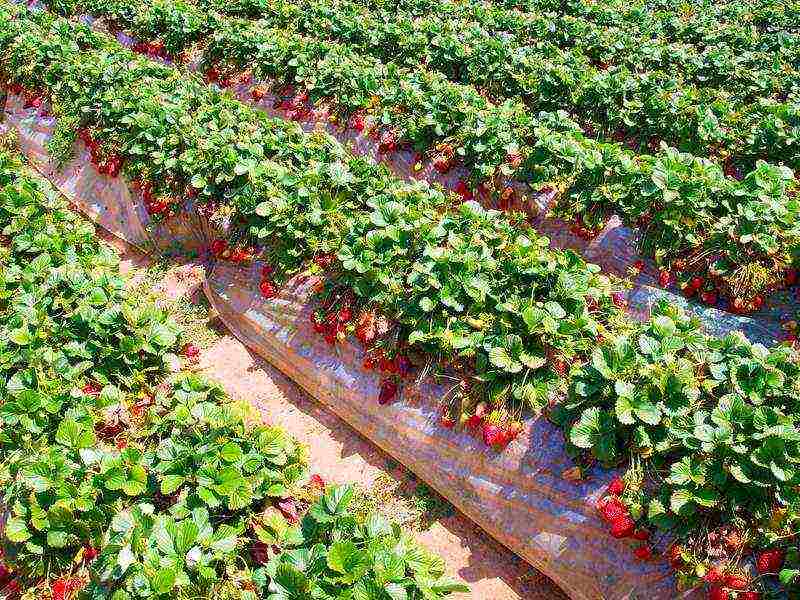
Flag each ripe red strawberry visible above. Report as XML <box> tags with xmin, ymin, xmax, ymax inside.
<box><xmin>598</xmin><ymin>496</ymin><xmax>627</xmax><ymax>522</ymax></box>
<box><xmin>607</xmin><ymin>476</ymin><xmax>625</xmax><ymax>496</ymax></box>
<box><xmin>259</xmin><ymin>279</ymin><xmax>277</xmax><ymax>298</ymax></box>
<box><xmin>182</xmin><ymin>343</ymin><xmax>200</xmax><ymax>358</ymax></box>
<box><xmin>82</xmin><ymin>382</ymin><xmax>102</xmax><ymax>396</ymax></box>
<box><xmin>309</xmin><ymin>474</ymin><xmax>325</xmax><ymax>489</ymax></box>
<box><xmin>752</xmin><ymin>295</ymin><xmax>764</xmax><ymax>310</ymax></box>
<box><xmin>707</xmin><ymin>587</ymin><xmax>729</xmax><ymax>600</ymax></box>
<box><xmin>632</xmin><ymin>260</ymin><xmax>645</xmax><ymax>272</ymax></box>
<box><xmin>465</xmin><ymin>414</ymin><xmax>483</xmax><ymax>430</ymax></box>
<box><xmin>667</xmin><ymin>545</ymin><xmax>684</xmax><ymax>569</ymax></box>
<box><xmin>786</xmin><ymin>269</ymin><xmax>798</xmax><ymax>286</ymax></box>
<box><xmin>454</xmin><ymin>180</ymin><xmax>473</xmax><ymax>200</ymax></box>
<box><xmin>704</xmin><ymin>566</ymin><xmax>724</xmax><ymax>584</ymax></box>
<box><xmin>337</xmin><ymin>306</ymin><xmax>353</xmax><ymax>323</ymax></box>
<box><xmin>609</xmin><ymin>516</ymin><xmax>635</xmax><ymax>539</ymax></box>
<box><xmin>378</xmin><ymin>380</ymin><xmax>398</xmax><ymax>405</ymax></box>
<box><xmin>633</xmin><ymin>545</ymin><xmax>652</xmax><ymax>561</ymax></box>
<box><xmin>261</xmin><ymin>264</ymin><xmax>274</xmax><ymax>279</ymax></box>
<box><xmin>210</xmin><ymin>239</ymin><xmax>227</xmax><ymax>256</ymax></box>
<box><xmin>690</xmin><ymin>276</ymin><xmax>704</xmax><ymax>290</ymax></box>
<box><xmin>724</xmin><ymin>574</ymin><xmax>748</xmax><ymax>590</ymax></box>
<box><xmin>250</xmin><ymin>541</ymin><xmax>270</xmax><ymax>565</ymax></box>
<box><xmin>83</xmin><ymin>545</ymin><xmax>98</xmax><ymax>562</ymax></box>
<box><xmin>756</xmin><ymin>548</ymin><xmax>784</xmax><ymax>574</ymax></box>
<box><xmin>440</xmin><ymin>415</ymin><xmax>456</xmax><ymax>428</ymax></box>
<box><xmin>482</xmin><ymin>422</ymin><xmax>504</xmax><ymax>447</ymax></box>
<box><xmin>633</xmin><ymin>529</ymin><xmax>650</xmax><ymax>541</ymax></box>
<box><xmin>611</xmin><ymin>291</ymin><xmax>627</xmax><ymax>308</ymax></box>
<box><xmin>739</xmin><ymin>592</ymin><xmax>759</xmax><ymax>600</ymax></box>
<box><xmin>701</xmin><ymin>290</ymin><xmax>718</xmax><ymax>306</ymax></box>
<box><xmin>310</xmin><ymin>313</ymin><xmax>326</xmax><ymax>334</ymax></box>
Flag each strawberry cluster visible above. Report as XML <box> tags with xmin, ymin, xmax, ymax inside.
<box><xmin>208</xmin><ymin>239</ymin><xmax>254</xmax><ymax>264</ymax></box>
<box><xmin>131</xmin><ymin>39</ymin><xmax>168</xmax><ymax>59</ymax></box>
<box><xmin>77</xmin><ymin>128</ymin><xmax>124</xmax><ymax>178</ymax></box>
<box><xmin>460</xmin><ymin>403</ymin><xmax>523</xmax><ymax>450</ymax></box>
<box><xmin>596</xmin><ymin>477</ymin><xmax>652</xmax><ymax>559</ymax></box>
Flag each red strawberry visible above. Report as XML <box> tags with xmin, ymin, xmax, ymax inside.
<box><xmin>261</xmin><ymin>264</ymin><xmax>274</xmax><ymax>279</ymax></box>
<box><xmin>756</xmin><ymin>548</ymin><xmax>784</xmax><ymax>574</ymax></box>
<box><xmin>440</xmin><ymin>415</ymin><xmax>456</xmax><ymax>428</ymax></box>
<box><xmin>786</xmin><ymin>269</ymin><xmax>798</xmax><ymax>286</ymax></box>
<box><xmin>708</xmin><ymin>587</ymin><xmax>729</xmax><ymax>600</ymax></box>
<box><xmin>454</xmin><ymin>180</ymin><xmax>473</xmax><ymax>200</ymax></box>
<box><xmin>482</xmin><ymin>422</ymin><xmax>504</xmax><ymax>447</ymax></box>
<box><xmin>259</xmin><ymin>279</ymin><xmax>277</xmax><ymax>298</ymax></box>
<box><xmin>690</xmin><ymin>276</ymin><xmax>704</xmax><ymax>290</ymax></box>
<box><xmin>632</xmin><ymin>529</ymin><xmax>650</xmax><ymax>541</ymax></box>
<box><xmin>505</xmin><ymin>422</ymin><xmax>523</xmax><ymax>442</ymax></box>
<box><xmin>309</xmin><ymin>474</ymin><xmax>325</xmax><ymax>489</ymax></box>
<box><xmin>611</xmin><ymin>291</ymin><xmax>627</xmax><ymax>308</ymax></box>
<box><xmin>182</xmin><ymin>343</ymin><xmax>200</xmax><ymax>358</ymax></box>
<box><xmin>724</xmin><ymin>574</ymin><xmax>748</xmax><ymax>590</ymax></box>
<box><xmin>598</xmin><ymin>496</ymin><xmax>627</xmax><ymax>522</ymax></box>
<box><xmin>465</xmin><ymin>414</ymin><xmax>483</xmax><ymax>430</ymax></box>
<box><xmin>607</xmin><ymin>476</ymin><xmax>625</xmax><ymax>496</ymax></box>
<box><xmin>704</xmin><ymin>566</ymin><xmax>724</xmax><ymax>584</ymax></box>
<box><xmin>632</xmin><ymin>260</ymin><xmax>645</xmax><ymax>272</ymax></box>
<box><xmin>82</xmin><ymin>382</ymin><xmax>102</xmax><ymax>396</ymax></box>
<box><xmin>739</xmin><ymin>592</ymin><xmax>759</xmax><ymax>600</ymax></box>
<box><xmin>337</xmin><ymin>306</ymin><xmax>352</xmax><ymax>323</ymax></box>
<box><xmin>609</xmin><ymin>516</ymin><xmax>635</xmax><ymax>539</ymax></box>
<box><xmin>701</xmin><ymin>290</ymin><xmax>718</xmax><ymax>306</ymax></box>
<box><xmin>378</xmin><ymin>380</ymin><xmax>398</xmax><ymax>405</ymax></box>
<box><xmin>250</xmin><ymin>541</ymin><xmax>270</xmax><ymax>565</ymax></box>
<box><xmin>752</xmin><ymin>295</ymin><xmax>764</xmax><ymax>310</ymax></box>
<box><xmin>667</xmin><ymin>545</ymin><xmax>684</xmax><ymax>569</ymax></box>
<box><xmin>210</xmin><ymin>239</ymin><xmax>227</xmax><ymax>256</ymax></box>
<box><xmin>52</xmin><ymin>579</ymin><xmax>68</xmax><ymax>600</ymax></box>
<box><xmin>83</xmin><ymin>545</ymin><xmax>98</xmax><ymax>562</ymax></box>
<box><xmin>633</xmin><ymin>545</ymin><xmax>652</xmax><ymax>561</ymax></box>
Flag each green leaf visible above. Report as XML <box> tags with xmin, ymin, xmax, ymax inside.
<box><xmin>5</xmin><ymin>518</ymin><xmax>31</xmax><ymax>543</ymax></box>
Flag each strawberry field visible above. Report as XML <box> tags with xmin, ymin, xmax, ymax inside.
<box><xmin>1</xmin><ymin>0</ymin><xmax>799</xmax><ymax>599</ymax></box>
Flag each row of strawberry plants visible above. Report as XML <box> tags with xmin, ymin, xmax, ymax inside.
<box><xmin>7</xmin><ymin>10</ymin><xmax>800</xmax><ymax>599</ymax></box>
<box><xmin>39</xmin><ymin>0</ymin><xmax>800</xmax><ymax>312</ymax></box>
<box><xmin>54</xmin><ymin>0</ymin><xmax>800</xmax><ymax>171</ymax></box>
<box><xmin>0</xmin><ymin>146</ymin><xmax>468</xmax><ymax>599</ymax></box>
<box><xmin>193</xmin><ymin>0</ymin><xmax>799</xmax><ymax>101</ymax></box>
<box><xmin>552</xmin><ymin>300</ymin><xmax>800</xmax><ymax>600</ymax></box>
<box><xmin>0</xmin><ymin>5</ymin><xmax>630</xmax><ymax>424</ymax></box>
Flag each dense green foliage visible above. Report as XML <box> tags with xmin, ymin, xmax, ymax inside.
<box><xmin>0</xmin><ymin>148</ymin><xmax>467</xmax><ymax>597</ymax></box>
<box><xmin>35</xmin><ymin>0</ymin><xmax>800</xmax><ymax>306</ymax></box>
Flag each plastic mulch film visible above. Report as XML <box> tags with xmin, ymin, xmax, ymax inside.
<box><xmin>10</xmin><ymin>92</ymin><xmax>788</xmax><ymax>600</ymax></box>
